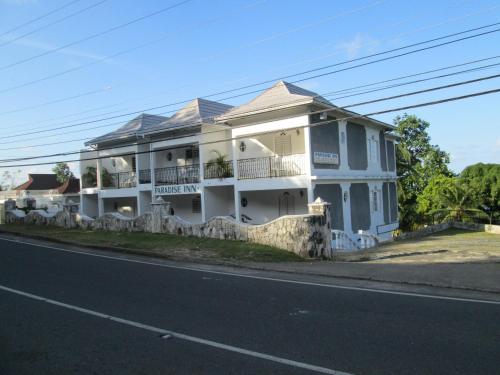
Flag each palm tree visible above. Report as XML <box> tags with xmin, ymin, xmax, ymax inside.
<box><xmin>431</xmin><ymin>179</ymin><xmax>486</xmax><ymax>222</ymax></box>
<box><xmin>206</xmin><ymin>150</ymin><xmax>232</xmax><ymax>179</ymax></box>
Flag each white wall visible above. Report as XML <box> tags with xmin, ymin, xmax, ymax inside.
<box><xmin>81</xmin><ymin>194</ymin><xmax>99</xmax><ymax>218</ymax></box>
<box><xmin>166</xmin><ymin>194</ymin><xmax>202</xmax><ymax>224</ymax></box>
<box><xmin>103</xmin><ymin>197</ymin><xmax>137</xmax><ymax>218</ymax></box>
<box><xmin>239</xmin><ymin>188</ymin><xmax>308</xmax><ymax>224</ymax></box>
<box><xmin>138</xmin><ymin>191</ymin><xmax>152</xmax><ymax>215</ymax></box>
<box><xmin>204</xmin><ymin>186</ymin><xmax>235</xmax><ymax>220</ymax></box>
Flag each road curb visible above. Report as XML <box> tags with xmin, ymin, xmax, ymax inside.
<box><xmin>1</xmin><ymin>228</ymin><xmax>498</xmax><ymax>295</ymax></box>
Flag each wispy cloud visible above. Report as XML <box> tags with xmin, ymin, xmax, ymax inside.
<box><xmin>1</xmin><ymin>36</ymin><xmax>109</xmax><ymax>62</ymax></box>
<box><xmin>336</xmin><ymin>33</ymin><xmax>381</xmax><ymax>59</ymax></box>
<box><xmin>0</xmin><ymin>0</ymin><xmax>38</xmax><ymax>5</ymax></box>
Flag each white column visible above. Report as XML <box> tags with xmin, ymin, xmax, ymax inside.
<box><xmin>341</xmin><ymin>182</ymin><xmax>352</xmax><ymax>234</ymax></box>
<box><xmin>149</xmin><ymin>144</ymin><xmax>156</xmax><ymax>200</ymax></box>
<box><xmin>303</xmin><ymin>126</ymin><xmax>315</xmax><ymax>203</ymax></box>
<box><xmin>96</xmin><ymin>150</ymin><xmax>102</xmax><ymax>189</ymax></box>
<box><xmin>338</xmin><ymin>120</ymin><xmax>349</xmax><ymax>174</ymax></box>
<box><xmin>98</xmin><ymin>194</ymin><xmax>104</xmax><ymax>217</ymax></box>
<box><xmin>200</xmin><ymin>187</ymin><xmax>206</xmax><ymax>222</ymax></box>
<box><xmin>231</xmin><ymin>138</ymin><xmax>238</xmax><ymax>180</ymax></box>
<box><xmin>234</xmin><ymin>189</ymin><xmax>241</xmax><ymax>223</ymax></box>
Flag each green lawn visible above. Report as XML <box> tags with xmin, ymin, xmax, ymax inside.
<box><xmin>0</xmin><ymin>224</ymin><xmax>303</xmax><ymax>263</ymax></box>
<box><xmin>336</xmin><ymin>228</ymin><xmax>500</xmax><ymax>263</ymax></box>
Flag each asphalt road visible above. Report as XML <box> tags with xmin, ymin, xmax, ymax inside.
<box><xmin>0</xmin><ymin>237</ymin><xmax>499</xmax><ymax>375</ymax></box>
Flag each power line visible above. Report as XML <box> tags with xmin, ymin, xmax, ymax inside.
<box><xmin>1</xmin><ymin>76</ymin><xmax>499</xmax><ymax>164</ymax></box>
<box><xmin>0</xmin><ymin>0</ymin><xmax>108</xmax><ymax>49</ymax></box>
<box><xmin>0</xmin><ymin>0</ymin><xmax>193</xmax><ymax>72</ymax></box>
<box><xmin>0</xmin><ymin>87</ymin><xmax>498</xmax><ymax>168</ymax></box>
<box><xmin>0</xmin><ymin>0</ymin><xmax>82</xmax><ymax>38</ymax></box>
<box><xmin>2</xmin><ymin>23</ymin><xmax>499</xmax><ymax>140</ymax></box>
<box><xmin>1</xmin><ymin>58</ymin><xmax>499</xmax><ymax>146</ymax></box>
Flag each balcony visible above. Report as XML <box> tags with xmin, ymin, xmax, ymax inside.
<box><xmin>237</xmin><ymin>153</ymin><xmax>306</xmax><ymax>180</ymax></box>
<box><xmin>203</xmin><ymin>160</ymin><xmax>234</xmax><ymax>179</ymax></box>
<box><xmin>102</xmin><ymin>171</ymin><xmax>137</xmax><ymax>189</ymax></box>
<box><xmin>154</xmin><ymin>165</ymin><xmax>200</xmax><ymax>185</ymax></box>
<box><xmin>139</xmin><ymin>169</ymin><xmax>152</xmax><ymax>184</ymax></box>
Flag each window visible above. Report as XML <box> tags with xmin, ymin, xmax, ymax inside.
<box><xmin>274</xmin><ymin>133</ymin><xmax>292</xmax><ymax>155</ymax></box>
<box><xmin>372</xmin><ymin>190</ymin><xmax>378</xmax><ymax>212</ymax></box>
<box><xmin>369</xmin><ymin>138</ymin><xmax>379</xmax><ymax>163</ymax></box>
<box><xmin>192</xmin><ymin>196</ymin><xmax>201</xmax><ymax>213</ymax></box>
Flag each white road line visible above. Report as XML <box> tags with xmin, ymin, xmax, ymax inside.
<box><xmin>1</xmin><ymin>236</ymin><xmax>499</xmax><ymax>305</ymax></box>
<box><xmin>0</xmin><ymin>284</ymin><xmax>352</xmax><ymax>375</ymax></box>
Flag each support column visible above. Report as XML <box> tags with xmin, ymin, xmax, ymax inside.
<box><xmin>304</xmin><ymin>126</ymin><xmax>315</xmax><ymax>203</ymax></box>
<box><xmin>150</xmin><ymin>144</ymin><xmax>156</xmax><ymax>200</ymax></box>
<box><xmin>97</xmin><ymin>195</ymin><xmax>104</xmax><ymax>217</ymax></box>
<box><xmin>234</xmin><ymin>189</ymin><xmax>241</xmax><ymax>223</ymax></box>
<box><xmin>200</xmin><ymin>188</ymin><xmax>206</xmax><ymax>222</ymax></box>
<box><xmin>338</xmin><ymin>120</ymin><xmax>349</xmax><ymax>174</ymax></box>
<box><xmin>341</xmin><ymin>182</ymin><xmax>352</xmax><ymax>234</ymax></box>
<box><xmin>96</xmin><ymin>151</ymin><xmax>102</xmax><ymax>189</ymax></box>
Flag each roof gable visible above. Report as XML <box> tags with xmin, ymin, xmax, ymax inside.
<box><xmin>217</xmin><ymin>80</ymin><xmax>332</xmax><ymax>120</ymax></box>
<box><xmin>85</xmin><ymin>113</ymin><xmax>169</xmax><ymax>146</ymax></box>
<box><xmin>148</xmin><ymin>98</ymin><xmax>233</xmax><ymax>132</ymax></box>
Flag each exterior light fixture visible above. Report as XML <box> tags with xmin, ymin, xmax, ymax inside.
<box><xmin>343</xmin><ymin>191</ymin><xmax>349</xmax><ymax>202</ymax></box>
<box><xmin>167</xmin><ymin>152</ymin><xmax>172</xmax><ymax>161</ymax></box>
<box><xmin>239</xmin><ymin>142</ymin><xmax>246</xmax><ymax>152</ymax></box>
<box><xmin>319</xmin><ymin>112</ymin><xmax>327</xmax><ymax>120</ymax></box>
<box><xmin>241</xmin><ymin>197</ymin><xmax>248</xmax><ymax>207</ymax></box>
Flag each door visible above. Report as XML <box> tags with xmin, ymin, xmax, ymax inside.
<box><xmin>279</xmin><ymin>192</ymin><xmax>295</xmax><ymax>216</ymax></box>
<box><xmin>274</xmin><ymin>133</ymin><xmax>292</xmax><ymax>156</ymax></box>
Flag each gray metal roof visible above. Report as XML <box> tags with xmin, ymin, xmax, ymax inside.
<box><xmin>86</xmin><ymin>99</ymin><xmax>233</xmax><ymax>146</ymax></box>
<box><xmin>216</xmin><ymin>80</ymin><xmax>333</xmax><ymax>121</ymax></box>
<box><xmin>85</xmin><ymin>113</ymin><xmax>169</xmax><ymax>146</ymax></box>
<box><xmin>145</xmin><ymin>98</ymin><xmax>233</xmax><ymax>134</ymax></box>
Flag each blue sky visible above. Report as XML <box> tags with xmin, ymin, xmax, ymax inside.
<box><xmin>0</xmin><ymin>0</ymin><xmax>499</xmax><ymax>184</ymax></box>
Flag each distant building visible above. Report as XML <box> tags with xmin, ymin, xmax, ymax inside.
<box><xmin>0</xmin><ymin>174</ymin><xmax>80</xmax><ymax>211</ymax></box>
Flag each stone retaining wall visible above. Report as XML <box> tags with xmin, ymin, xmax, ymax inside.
<box><xmin>4</xmin><ymin>198</ymin><xmax>333</xmax><ymax>259</ymax></box>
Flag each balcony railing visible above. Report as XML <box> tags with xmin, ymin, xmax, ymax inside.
<box><xmin>139</xmin><ymin>169</ymin><xmax>151</xmax><ymax>184</ymax></box>
<box><xmin>203</xmin><ymin>161</ymin><xmax>234</xmax><ymax>179</ymax></box>
<box><xmin>154</xmin><ymin>165</ymin><xmax>200</xmax><ymax>185</ymax></box>
<box><xmin>102</xmin><ymin>171</ymin><xmax>137</xmax><ymax>189</ymax></box>
<box><xmin>237</xmin><ymin>153</ymin><xmax>306</xmax><ymax>180</ymax></box>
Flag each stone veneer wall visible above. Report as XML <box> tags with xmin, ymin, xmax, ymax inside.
<box><xmin>5</xmin><ymin>201</ymin><xmax>333</xmax><ymax>259</ymax></box>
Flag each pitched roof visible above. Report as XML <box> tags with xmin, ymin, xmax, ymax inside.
<box><xmin>146</xmin><ymin>98</ymin><xmax>233</xmax><ymax>133</ymax></box>
<box><xmin>14</xmin><ymin>174</ymin><xmax>80</xmax><ymax>194</ymax></box>
<box><xmin>217</xmin><ymin>80</ymin><xmax>332</xmax><ymax>121</ymax></box>
<box><xmin>85</xmin><ymin>113</ymin><xmax>169</xmax><ymax>146</ymax></box>
<box><xmin>58</xmin><ymin>177</ymin><xmax>80</xmax><ymax>194</ymax></box>
<box><xmin>15</xmin><ymin>174</ymin><xmax>60</xmax><ymax>190</ymax></box>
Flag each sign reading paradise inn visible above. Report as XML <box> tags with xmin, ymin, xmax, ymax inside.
<box><xmin>155</xmin><ymin>184</ymin><xmax>200</xmax><ymax>195</ymax></box>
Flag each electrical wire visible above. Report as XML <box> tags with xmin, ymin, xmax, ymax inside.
<box><xmin>0</xmin><ymin>0</ymin><xmax>82</xmax><ymax>38</ymax></box>
<box><xmin>0</xmin><ymin>87</ymin><xmax>498</xmax><ymax>168</ymax></box>
<box><xmin>1</xmin><ymin>76</ymin><xmax>498</xmax><ymax>164</ymax></box>
<box><xmin>0</xmin><ymin>0</ymin><xmax>193</xmax><ymax>71</ymax></box>
<box><xmin>0</xmin><ymin>1</ymin><xmax>107</xmax><ymax>49</ymax></box>
<box><xmin>2</xmin><ymin>23</ymin><xmax>500</xmax><ymax>140</ymax></box>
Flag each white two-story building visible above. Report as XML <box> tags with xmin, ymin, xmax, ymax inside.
<box><xmin>80</xmin><ymin>81</ymin><xmax>398</xmax><ymax>242</ymax></box>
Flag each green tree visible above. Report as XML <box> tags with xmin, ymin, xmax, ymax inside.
<box><xmin>81</xmin><ymin>166</ymin><xmax>97</xmax><ymax>188</ymax></box>
<box><xmin>206</xmin><ymin>150</ymin><xmax>232</xmax><ymax>179</ymax></box>
<box><xmin>1</xmin><ymin>169</ymin><xmax>22</xmax><ymax>190</ymax></box>
<box><xmin>417</xmin><ymin>175</ymin><xmax>456</xmax><ymax>216</ymax></box>
<box><xmin>52</xmin><ymin>162</ymin><xmax>74</xmax><ymax>184</ymax></box>
<box><xmin>460</xmin><ymin>163</ymin><xmax>500</xmax><ymax>222</ymax></box>
<box><xmin>394</xmin><ymin>114</ymin><xmax>452</xmax><ymax>229</ymax></box>
<box><xmin>429</xmin><ymin>178</ymin><xmax>484</xmax><ymax>222</ymax></box>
